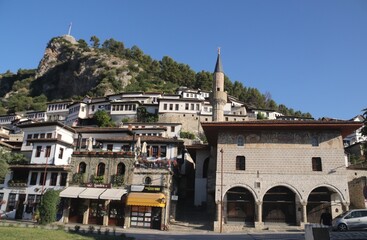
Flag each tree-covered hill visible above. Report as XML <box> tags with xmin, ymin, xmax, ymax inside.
<box><xmin>0</xmin><ymin>35</ymin><xmax>312</xmax><ymax>118</ymax></box>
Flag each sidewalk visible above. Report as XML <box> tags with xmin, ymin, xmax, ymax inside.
<box><xmin>0</xmin><ymin>218</ymin><xmax>303</xmax><ymax>235</ymax></box>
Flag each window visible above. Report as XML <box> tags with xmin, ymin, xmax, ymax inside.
<box><xmin>312</xmin><ymin>157</ymin><xmax>322</xmax><ymax>171</ymax></box>
<box><xmin>160</xmin><ymin>146</ymin><xmax>167</xmax><ymax>157</ymax></box>
<box><xmin>185</xmin><ymin>103</ymin><xmax>189</xmax><ymax>110</ymax></box>
<box><xmin>97</xmin><ymin>163</ymin><xmax>105</xmax><ymax>176</ymax></box>
<box><xmin>144</xmin><ymin>176</ymin><xmax>152</xmax><ymax>185</ymax></box>
<box><xmin>30</xmin><ymin>172</ymin><xmax>38</xmax><ymax>185</ymax></box>
<box><xmin>46</xmin><ymin>133</ymin><xmax>52</xmax><ymax>138</ymax></box>
<box><xmin>36</xmin><ymin>146</ymin><xmax>42</xmax><ymax>157</ymax></box>
<box><xmin>117</xmin><ymin>163</ymin><xmax>125</xmax><ymax>175</ymax></box>
<box><xmin>60</xmin><ymin>173</ymin><xmax>67</xmax><ymax>186</ymax></box>
<box><xmin>58</xmin><ymin>147</ymin><xmax>64</xmax><ymax>159</ymax></box>
<box><xmin>78</xmin><ymin>162</ymin><xmax>86</xmax><ymax>174</ymax></box>
<box><xmin>236</xmin><ymin>156</ymin><xmax>246</xmax><ymax>170</ymax></box>
<box><xmin>170</xmin><ymin>126</ymin><xmax>175</xmax><ymax>132</ymax></box>
<box><xmin>39</xmin><ymin>172</ymin><xmax>46</xmax><ymax>186</ymax></box>
<box><xmin>33</xmin><ymin>133</ymin><xmax>39</xmax><ymax>139</ymax></box>
<box><xmin>122</xmin><ymin>145</ymin><xmax>130</xmax><ymax>152</ymax></box>
<box><xmin>175</xmin><ymin>104</ymin><xmax>179</xmax><ymax>111</ymax></box>
<box><xmin>26</xmin><ymin>134</ymin><xmax>32</xmax><ymax>146</ymax></box>
<box><xmin>50</xmin><ymin>173</ymin><xmax>58</xmax><ymax>186</ymax></box>
<box><xmin>312</xmin><ymin>136</ymin><xmax>319</xmax><ymax>147</ymax></box>
<box><xmin>45</xmin><ymin>146</ymin><xmax>51</xmax><ymax>157</ymax></box>
<box><xmin>40</xmin><ymin>133</ymin><xmax>45</xmax><ymax>139</ymax></box>
<box><xmin>107</xmin><ymin>144</ymin><xmax>113</xmax><ymax>151</ymax></box>
<box><xmin>237</xmin><ymin>135</ymin><xmax>244</xmax><ymax>146</ymax></box>
<box><xmin>6</xmin><ymin>194</ymin><xmax>16</xmax><ymax>212</ymax></box>
<box><xmin>163</xmin><ymin>104</ymin><xmax>167</xmax><ymax>110</ymax></box>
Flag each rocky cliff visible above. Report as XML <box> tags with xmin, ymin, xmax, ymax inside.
<box><xmin>32</xmin><ymin>35</ymin><xmax>133</xmax><ymax>100</ymax></box>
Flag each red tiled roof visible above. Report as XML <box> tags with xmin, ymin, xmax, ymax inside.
<box><xmin>202</xmin><ymin>120</ymin><xmax>363</xmax><ymax>145</ymax></box>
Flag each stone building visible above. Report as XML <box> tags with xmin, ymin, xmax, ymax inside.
<box><xmin>202</xmin><ymin>120</ymin><xmax>362</xmax><ymax>232</ymax></box>
<box><xmin>59</xmin><ymin>127</ymin><xmax>183</xmax><ymax>230</ymax></box>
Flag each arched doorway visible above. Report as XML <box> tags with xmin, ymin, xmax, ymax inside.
<box><xmin>307</xmin><ymin>186</ymin><xmax>336</xmax><ymax>223</ymax></box>
<box><xmin>263</xmin><ymin>186</ymin><xmax>296</xmax><ymax>224</ymax></box>
<box><xmin>225</xmin><ymin>187</ymin><xmax>255</xmax><ymax>226</ymax></box>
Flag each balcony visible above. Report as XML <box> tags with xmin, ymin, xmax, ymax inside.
<box><xmin>72</xmin><ymin>151</ymin><xmax>135</xmax><ymax>157</ymax></box>
<box><xmin>8</xmin><ymin>180</ymin><xmax>27</xmax><ymax>188</ymax></box>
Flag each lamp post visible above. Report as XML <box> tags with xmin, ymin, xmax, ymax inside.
<box><xmin>41</xmin><ymin>148</ymin><xmax>49</xmax><ymax>195</ymax></box>
<box><xmin>220</xmin><ymin>148</ymin><xmax>224</xmax><ymax>233</ymax></box>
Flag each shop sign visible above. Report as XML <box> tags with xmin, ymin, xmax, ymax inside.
<box><xmin>130</xmin><ymin>185</ymin><xmax>162</xmax><ymax>192</ymax></box>
<box><xmin>130</xmin><ymin>185</ymin><xmax>145</xmax><ymax>192</ymax></box>
<box><xmin>143</xmin><ymin>186</ymin><xmax>162</xmax><ymax>193</ymax></box>
<box><xmin>85</xmin><ymin>183</ymin><xmax>111</xmax><ymax>188</ymax></box>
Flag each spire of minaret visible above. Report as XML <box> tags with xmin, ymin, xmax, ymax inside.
<box><xmin>67</xmin><ymin>22</ymin><xmax>72</xmax><ymax>36</ymax></box>
<box><xmin>214</xmin><ymin>47</ymin><xmax>223</xmax><ymax>73</ymax></box>
<box><xmin>211</xmin><ymin>48</ymin><xmax>227</xmax><ymax>122</ymax></box>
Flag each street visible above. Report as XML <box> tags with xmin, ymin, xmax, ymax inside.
<box><xmin>122</xmin><ymin>230</ymin><xmax>367</xmax><ymax>240</ymax></box>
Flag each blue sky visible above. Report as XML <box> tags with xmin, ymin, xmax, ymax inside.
<box><xmin>0</xmin><ymin>0</ymin><xmax>366</xmax><ymax>120</ymax></box>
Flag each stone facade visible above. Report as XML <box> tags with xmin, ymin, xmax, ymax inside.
<box><xmin>202</xmin><ymin>121</ymin><xmax>362</xmax><ymax>232</ymax></box>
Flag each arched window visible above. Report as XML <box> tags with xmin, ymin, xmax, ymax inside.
<box><xmin>97</xmin><ymin>163</ymin><xmax>105</xmax><ymax>176</ymax></box>
<box><xmin>78</xmin><ymin>162</ymin><xmax>86</xmax><ymax>174</ymax></box>
<box><xmin>144</xmin><ymin>176</ymin><xmax>152</xmax><ymax>185</ymax></box>
<box><xmin>237</xmin><ymin>135</ymin><xmax>244</xmax><ymax>146</ymax></box>
<box><xmin>117</xmin><ymin>163</ymin><xmax>125</xmax><ymax>176</ymax></box>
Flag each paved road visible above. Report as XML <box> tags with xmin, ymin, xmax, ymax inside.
<box><xmin>122</xmin><ymin>230</ymin><xmax>367</xmax><ymax>240</ymax></box>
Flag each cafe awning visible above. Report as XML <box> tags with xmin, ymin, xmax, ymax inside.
<box><xmin>100</xmin><ymin>189</ymin><xmax>128</xmax><ymax>200</ymax></box>
<box><xmin>59</xmin><ymin>187</ymin><xmax>87</xmax><ymax>198</ymax></box>
<box><xmin>79</xmin><ymin>188</ymin><xmax>107</xmax><ymax>199</ymax></box>
<box><xmin>126</xmin><ymin>192</ymin><xmax>166</xmax><ymax>207</ymax></box>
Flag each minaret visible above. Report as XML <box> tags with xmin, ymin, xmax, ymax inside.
<box><xmin>212</xmin><ymin>48</ymin><xmax>227</xmax><ymax>121</ymax></box>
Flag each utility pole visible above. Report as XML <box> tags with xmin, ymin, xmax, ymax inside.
<box><xmin>220</xmin><ymin>148</ymin><xmax>224</xmax><ymax>233</ymax></box>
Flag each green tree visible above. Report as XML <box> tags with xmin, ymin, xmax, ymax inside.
<box><xmin>194</xmin><ymin>71</ymin><xmax>212</xmax><ymax>91</ymax></box>
<box><xmin>77</xmin><ymin>39</ymin><xmax>89</xmax><ymax>51</ymax></box>
<box><xmin>90</xmin><ymin>35</ymin><xmax>100</xmax><ymax>48</ymax></box>
<box><xmin>101</xmin><ymin>38</ymin><xmax>124</xmax><ymax>57</ymax></box>
<box><xmin>93</xmin><ymin>110</ymin><xmax>113</xmax><ymax>127</ymax></box>
<box><xmin>361</xmin><ymin>108</ymin><xmax>367</xmax><ymax>136</ymax></box>
<box><xmin>38</xmin><ymin>189</ymin><xmax>61</xmax><ymax>224</ymax></box>
<box><xmin>0</xmin><ymin>150</ymin><xmax>9</xmax><ymax>182</ymax></box>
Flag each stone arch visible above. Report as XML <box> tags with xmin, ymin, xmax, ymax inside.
<box><xmin>224</xmin><ymin>183</ymin><xmax>258</xmax><ymax>201</ymax></box>
<box><xmin>224</xmin><ymin>186</ymin><xmax>256</xmax><ymax>225</ymax></box>
<box><xmin>262</xmin><ymin>183</ymin><xmax>303</xmax><ymax>202</ymax></box>
<box><xmin>306</xmin><ymin>184</ymin><xmax>347</xmax><ymax>224</ymax></box>
<box><xmin>262</xmin><ymin>185</ymin><xmax>298</xmax><ymax>225</ymax></box>
<box><xmin>117</xmin><ymin>162</ymin><xmax>126</xmax><ymax>175</ymax></box>
<box><xmin>78</xmin><ymin>162</ymin><xmax>86</xmax><ymax>174</ymax></box>
<box><xmin>97</xmin><ymin>162</ymin><xmax>106</xmax><ymax>176</ymax></box>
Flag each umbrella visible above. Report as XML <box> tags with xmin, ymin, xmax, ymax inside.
<box><xmin>87</xmin><ymin>137</ymin><xmax>93</xmax><ymax>151</ymax></box>
<box><xmin>135</xmin><ymin>137</ymin><xmax>141</xmax><ymax>155</ymax></box>
<box><xmin>142</xmin><ymin>142</ymin><xmax>147</xmax><ymax>157</ymax></box>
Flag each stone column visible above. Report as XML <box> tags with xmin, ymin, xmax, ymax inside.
<box><xmin>301</xmin><ymin>201</ymin><xmax>308</xmax><ymax>228</ymax></box>
<box><xmin>82</xmin><ymin>200</ymin><xmax>90</xmax><ymax>225</ymax></box>
<box><xmin>255</xmin><ymin>201</ymin><xmax>264</xmax><ymax>229</ymax></box>
<box><xmin>103</xmin><ymin>200</ymin><xmax>110</xmax><ymax>226</ymax></box>
<box><xmin>343</xmin><ymin>202</ymin><xmax>350</xmax><ymax>211</ymax></box>
<box><xmin>63</xmin><ymin>199</ymin><xmax>71</xmax><ymax>224</ymax></box>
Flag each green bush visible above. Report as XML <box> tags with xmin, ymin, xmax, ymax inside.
<box><xmin>38</xmin><ymin>189</ymin><xmax>61</xmax><ymax>225</ymax></box>
<box><xmin>180</xmin><ymin>131</ymin><xmax>196</xmax><ymax>139</ymax></box>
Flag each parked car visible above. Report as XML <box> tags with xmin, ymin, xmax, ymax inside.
<box><xmin>332</xmin><ymin>209</ymin><xmax>367</xmax><ymax>231</ymax></box>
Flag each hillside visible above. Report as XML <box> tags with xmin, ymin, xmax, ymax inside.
<box><xmin>0</xmin><ymin>35</ymin><xmax>312</xmax><ymax>118</ymax></box>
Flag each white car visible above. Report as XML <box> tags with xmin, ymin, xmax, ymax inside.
<box><xmin>332</xmin><ymin>209</ymin><xmax>367</xmax><ymax>231</ymax></box>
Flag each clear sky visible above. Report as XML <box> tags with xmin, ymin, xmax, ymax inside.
<box><xmin>0</xmin><ymin>0</ymin><xmax>366</xmax><ymax>120</ymax></box>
